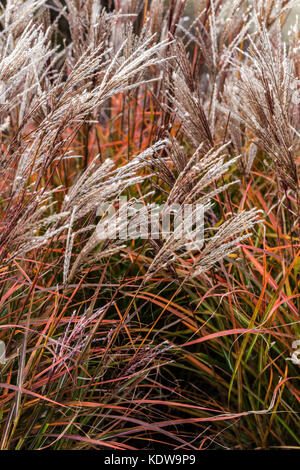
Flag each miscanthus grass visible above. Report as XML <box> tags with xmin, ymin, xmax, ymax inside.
<box><xmin>0</xmin><ymin>0</ymin><xmax>299</xmax><ymax>450</ymax></box>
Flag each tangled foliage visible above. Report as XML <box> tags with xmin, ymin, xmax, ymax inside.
<box><xmin>0</xmin><ymin>0</ymin><xmax>299</xmax><ymax>450</ymax></box>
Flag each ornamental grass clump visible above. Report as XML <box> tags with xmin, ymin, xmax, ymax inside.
<box><xmin>0</xmin><ymin>0</ymin><xmax>299</xmax><ymax>450</ymax></box>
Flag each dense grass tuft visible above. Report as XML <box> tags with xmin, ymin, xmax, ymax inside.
<box><xmin>0</xmin><ymin>0</ymin><xmax>299</xmax><ymax>450</ymax></box>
